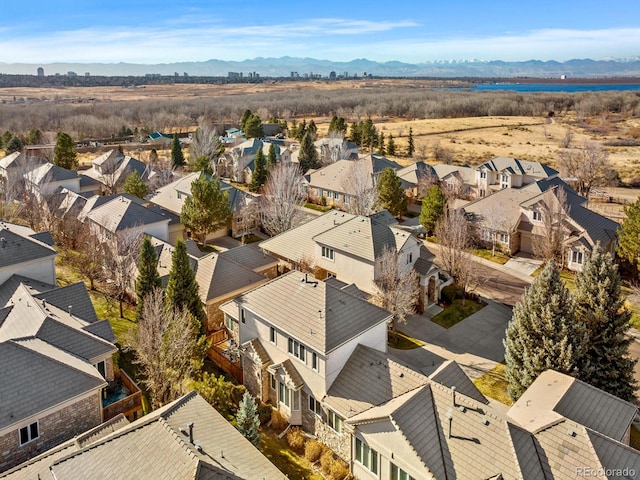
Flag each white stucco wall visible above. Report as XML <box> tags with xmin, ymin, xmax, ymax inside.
<box><xmin>315</xmin><ymin>247</ymin><xmax>376</xmax><ymax>294</ymax></box>
<box><xmin>0</xmin><ymin>256</ymin><xmax>56</xmax><ymax>286</ymax></box>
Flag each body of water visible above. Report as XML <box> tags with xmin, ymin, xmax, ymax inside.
<box><xmin>471</xmin><ymin>83</ymin><xmax>640</xmax><ymax>93</ymax></box>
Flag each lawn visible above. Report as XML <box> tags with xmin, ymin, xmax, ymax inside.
<box><xmin>530</xmin><ymin>266</ymin><xmax>576</xmax><ymax>291</ymax></box>
<box><xmin>471</xmin><ymin>248</ymin><xmax>510</xmax><ymax>265</ymax></box>
<box><xmin>259</xmin><ymin>430</ymin><xmax>323</xmax><ymax>480</ymax></box>
<box><xmin>473</xmin><ymin>363</ymin><xmax>513</xmax><ymax>406</ymax></box>
<box><xmin>388</xmin><ymin>331</ymin><xmax>424</xmax><ymax>350</ymax></box>
<box><xmin>431</xmin><ymin>299</ymin><xmax>486</xmax><ymax>329</ymax></box>
<box><xmin>304</xmin><ymin>202</ymin><xmax>332</xmax><ymax>213</ymax></box>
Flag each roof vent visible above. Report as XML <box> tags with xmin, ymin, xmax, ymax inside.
<box><xmin>194</xmin><ymin>443</ymin><xmax>203</xmax><ymax>452</ymax></box>
<box><xmin>481</xmin><ymin>417</ymin><xmax>489</xmax><ymax>426</ymax></box>
<box><xmin>179</xmin><ymin>427</ymin><xmax>187</xmax><ymax>435</ymax></box>
<box><xmin>567</xmin><ymin>428</ymin><xmax>576</xmax><ymax>437</ymax></box>
<box><xmin>458</xmin><ymin>405</ymin><xmax>466</xmax><ymax>413</ymax></box>
<box><xmin>397</xmin><ymin>372</ymin><xmax>404</xmax><ymax>378</ymax></box>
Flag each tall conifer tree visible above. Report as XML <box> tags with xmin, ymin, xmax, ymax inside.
<box><xmin>171</xmin><ymin>133</ymin><xmax>185</xmax><ymax>168</ymax></box>
<box><xmin>165</xmin><ymin>240</ymin><xmax>206</xmax><ymax>331</ymax></box>
<box><xmin>251</xmin><ymin>147</ymin><xmax>267</xmax><ymax>191</ymax></box>
<box><xmin>135</xmin><ymin>236</ymin><xmax>161</xmax><ymax>321</ymax></box>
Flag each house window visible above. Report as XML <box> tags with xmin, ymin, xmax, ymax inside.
<box><xmin>391</xmin><ymin>463</ymin><xmax>416</xmax><ymax>480</ymax></box>
<box><xmin>309</xmin><ymin>395</ymin><xmax>322</xmax><ymax>416</ymax></box>
<box><xmin>177</xmin><ymin>192</ymin><xmax>182</xmax><ymax>199</ymax></box>
<box><xmin>19</xmin><ymin>422</ymin><xmax>39</xmax><ymax>446</ymax></box>
<box><xmin>321</xmin><ymin>246</ymin><xmax>335</xmax><ymax>261</ymax></box>
<box><xmin>278</xmin><ymin>381</ymin><xmax>290</xmax><ymax>408</ymax></box>
<box><xmin>500</xmin><ymin>174</ymin><xmax>509</xmax><ymax>189</ymax></box>
<box><xmin>288</xmin><ymin>338</ymin><xmax>306</xmax><ymax>362</ymax></box>
<box><xmin>240</xmin><ymin>309</ymin><xmax>246</xmax><ymax>324</ymax></box>
<box><xmin>499</xmin><ymin>233</ymin><xmax>509</xmax><ymax>243</ymax></box>
<box><xmin>318</xmin><ymin>189</ymin><xmax>324</xmax><ymax>198</ymax></box>
<box><xmin>224</xmin><ymin>314</ymin><xmax>235</xmax><ymax>332</ymax></box>
<box><xmin>532</xmin><ymin>211</ymin><xmax>542</xmax><ymax>222</ymax></box>
<box><xmin>333</xmin><ymin>191</ymin><xmax>339</xmax><ymax>200</ymax></box>
<box><xmin>344</xmin><ymin>195</ymin><xmax>350</xmax><ymax>204</ymax></box>
<box><xmin>326</xmin><ymin>190</ymin><xmax>333</xmax><ymax>199</ymax></box>
<box><xmin>328</xmin><ymin>410</ymin><xmax>343</xmax><ymax>433</ymax></box>
<box><xmin>406</xmin><ymin>252</ymin><xmax>413</xmax><ymax>265</ymax></box>
<box><xmin>270</xmin><ymin>327</ymin><xmax>276</xmax><ymax>344</ymax></box>
<box><xmin>293</xmin><ymin>390</ymin><xmax>300</xmax><ymax>411</ymax></box>
<box><xmin>481</xmin><ymin>228</ymin><xmax>492</xmax><ymax>241</ymax></box>
<box><xmin>572</xmin><ymin>250</ymin><xmax>584</xmax><ymax>264</ymax></box>
<box><xmin>312</xmin><ymin>352</ymin><xmax>319</xmax><ymax>372</ymax></box>
<box><xmin>270</xmin><ymin>374</ymin><xmax>276</xmax><ymax>390</ymax></box>
<box><xmin>94</xmin><ymin>360</ymin><xmax>106</xmax><ymax>378</ymax></box>
<box><xmin>355</xmin><ymin>438</ymin><xmax>379</xmax><ymax>474</ymax></box>
<box><xmin>480</xmin><ymin>171</ymin><xmax>487</xmax><ymax>179</ymax></box>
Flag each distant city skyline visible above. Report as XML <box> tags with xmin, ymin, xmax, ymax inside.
<box><xmin>2</xmin><ymin>0</ymin><xmax>640</xmax><ymax>65</ymax></box>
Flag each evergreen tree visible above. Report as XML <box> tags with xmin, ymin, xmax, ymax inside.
<box><xmin>504</xmin><ymin>261</ymin><xmax>585</xmax><ymax>400</ymax></box>
<box><xmin>54</xmin><ymin>132</ymin><xmax>78</xmax><ymax>169</ymax></box>
<box><xmin>377</xmin><ymin>132</ymin><xmax>386</xmax><ymax>155</ymax></box>
<box><xmin>387</xmin><ymin>134</ymin><xmax>396</xmax><ymax>156</ymax></box>
<box><xmin>149</xmin><ymin>148</ymin><xmax>159</xmax><ymax>165</ymax></box>
<box><xmin>27</xmin><ymin>129</ymin><xmax>43</xmax><ymax>145</ymax></box>
<box><xmin>298</xmin><ymin>132</ymin><xmax>319</xmax><ymax>172</ymax></box>
<box><xmin>251</xmin><ymin>147</ymin><xmax>267</xmax><ymax>191</ymax></box>
<box><xmin>0</xmin><ymin>131</ymin><xmax>13</xmax><ymax>149</ymax></box>
<box><xmin>376</xmin><ymin>168</ymin><xmax>407</xmax><ymax>217</ymax></box>
<box><xmin>420</xmin><ymin>185</ymin><xmax>446</xmax><ymax>236</ymax></box>
<box><xmin>267</xmin><ymin>142</ymin><xmax>277</xmax><ymax>170</ymax></box>
<box><xmin>171</xmin><ymin>133</ymin><xmax>185</xmax><ymax>168</ymax></box>
<box><xmin>361</xmin><ymin>118</ymin><xmax>377</xmax><ymax>152</ymax></box>
<box><xmin>574</xmin><ymin>245</ymin><xmax>637</xmax><ymax>401</ymax></box>
<box><xmin>180</xmin><ymin>174</ymin><xmax>232</xmax><ymax>245</ymax></box>
<box><xmin>244</xmin><ymin>114</ymin><xmax>264</xmax><ymax>138</ymax></box>
<box><xmin>165</xmin><ymin>240</ymin><xmax>206</xmax><ymax>328</ymax></box>
<box><xmin>135</xmin><ymin>237</ymin><xmax>161</xmax><ymax>321</ymax></box>
<box><xmin>236</xmin><ymin>391</ymin><xmax>261</xmax><ymax>446</ymax></box>
<box><xmin>349</xmin><ymin>122</ymin><xmax>361</xmax><ymax>145</ymax></box>
<box><xmin>193</xmin><ymin>155</ymin><xmax>214</xmax><ymax>175</ymax></box>
<box><xmin>122</xmin><ymin>170</ymin><xmax>148</xmax><ymax>199</ymax></box>
<box><xmin>240</xmin><ymin>109</ymin><xmax>252</xmax><ymax>131</ymax></box>
<box><xmin>329</xmin><ymin>115</ymin><xmax>347</xmax><ymax>135</ymax></box>
<box><xmin>5</xmin><ymin>136</ymin><xmax>23</xmax><ymax>155</ymax></box>
<box><xmin>617</xmin><ymin>197</ymin><xmax>640</xmax><ymax>277</ymax></box>
<box><xmin>407</xmin><ymin>127</ymin><xmax>415</xmax><ymax>157</ymax></box>
<box><xmin>307</xmin><ymin>119</ymin><xmax>318</xmax><ymax>141</ymax></box>
<box><xmin>294</xmin><ymin>119</ymin><xmax>307</xmax><ymax>141</ymax></box>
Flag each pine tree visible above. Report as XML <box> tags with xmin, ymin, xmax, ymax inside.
<box><xmin>193</xmin><ymin>155</ymin><xmax>214</xmax><ymax>176</ymax></box>
<box><xmin>377</xmin><ymin>132</ymin><xmax>386</xmax><ymax>155</ymax></box>
<box><xmin>267</xmin><ymin>142</ymin><xmax>277</xmax><ymax>170</ymax></box>
<box><xmin>123</xmin><ymin>170</ymin><xmax>148</xmax><ymax>199</ymax></box>
<box><xmin>236</xmin><ymin>391</ymin><xmax>261</xmax><ymax>446</ymax></box>
<box><xmin>54</xmin><ymin>132</ymin><xmax>78</xmax><ymax>169</ymax></box>
<box><xmin>244</xmin><ymin>114</ymin><xmax>264</xmax><ymax>138</ymax></box>
<box><xmin>135</xmin><ymin>237</ymin><xmax>161</xmax><ymax>321</ymax></box>
<box><xmin>171</xmin><ymin>133</ymin><xmax>185</xmax><ymax>168</ymax></box>
<box><xmin>376</xmin><ymin>168</ymin><xmax>407</xmax><ymax>217</ymax></box>
<box><xmin>251</xmin><ymin>147</ymin><xmax>267</xmax><ymax>191</ymax></box>
<box><xmin>149</xmin><ymin>148</ymin><xmax>159</xmax><ymax>166</ymax></box>
<box><xmin>294</xmin><ymin>119</ymin><xmax>307</xmax><ymax>141</ymax></box>
<box><xmin>361</xmin><ymin>118</ymin><xmax>377</xmax><ymax>152</ymax></box>
<box><xmin>298</xmin><ymin>131</ymin><xmax>319</xmax><ymax>172</ymax></box>
<box><xmin>180</xmin><ymin>174</ymin><xmax>232</xmax><ymax>245</ymax></box>
<box><xmin>420</xmin><ymin>185</ymin><xmax>446</xmax><ymax>236</ymax></box>
<box><xmin>387</xmin><ymin>134</ymin><xmax>396</xmax><ymax>156</ymax></box>
<box><xmin>407</xmin><ymin>127</ymin><xmax>415</xmax><ymax>157</ymax></box>
<box><xmin>617</xmin><ymin>197</ymin><xmax>640</xmax><ymax>277</ymax></box>
<box><xmin>165</xmin><ymin>240</ymin><xmax>206</xmax><ymax>329</ymax></box>
<box><xmin>240</xmin><ymin>109</ymin><xmax>252</xmax><ymax>131</ymax></box>
<box><xmin>5</xmin><ymin>136</ymin><xmax>23</xmax><ymax>155</ymax></box>
<box><xmin>574</xmin><ymin>245</ymin><xmax>637</xmax><ymax>401</ymax></box>
<box><xmin>307</xmin><ymin>119</ymin><xmax>318</xmax><ymax>141</ymax></box>
<box><xmin>504</xmin><ymin>261</ymin><xmax>585</xmax><ymax>400</ymax></box>
<box><xmin>349</xmin><ymin>122</ymin><xmax>361</xmax><ymax>145</ymax></box>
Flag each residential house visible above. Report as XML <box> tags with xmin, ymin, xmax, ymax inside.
<box><xmin>80</xmin><ymin>150</ymin><xmax>158</xmax><ymax>195</ymax></box>
<box><xmin>24</xmin><ymin>163</ymin><xmax>80</xmax><ymax>198</ymax></box>
<box><xmin>260</xmin><ymin>210</ymin><xmax>442</xmax><ymax>308</ymax></box>
<box><xmin>1</xmin><ymin>392</ymin><xmax>286</xmax><ymax>479</ymax></box>
<box><xmin>463</xmin><ymin>178</ymin><xmax>619</xmax><ymax>271</ymax></box>
<box><xmin>148</xmin><ymin>171</ymin><xmax>258</xmax><ymax>239</ymax></box>
<box><xmin>475</xmin><ymin>156</ymin><xmax>559</xmax><ymax>198</ymax></box>
<box><xmin>0</xmin><ymin>152</ymin><xmax>46</xmax><ymax>187</ymax></box>
<box><xmin>432</xmin><ymin>163</ymin><xmax>477</xmax><ymax>199</ymax></box>
<box><xmin>0</xmin><ymin>279</ymin><xmax>122</xmax><ymax>472</ymax></box>
<box><xmin>220</xmin><ymin>271</ymin><xmax>392</xmax><ymax>430</ymax></box>
<box><xmin>306</xmin><ymin>154</ymin><xmax>401</xmax><ymax>208</ymax></box>
<box><xmin>0</xmin><ymin>222</ymin><xmax>57</xmax><ymax>286</ymax></box>
<box><xmin>315</xmin><ymin>137</ymin><xmax>359</xmax><ymax>164</ymax></box>
<box><xmin>218</xmin><ymin>138</ymin><xmax>290</xmax><ymax>183</ymax></box>
<box><xmin>396</xmin><ymin>160</ymin><xmax>438</xmax><ymax>199</ymax></box>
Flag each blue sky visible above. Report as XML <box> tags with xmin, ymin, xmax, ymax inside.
<box><xmin>2</xmin><ymin>0</ymin><xmax>639</xmax><ymax>64</ymax></box>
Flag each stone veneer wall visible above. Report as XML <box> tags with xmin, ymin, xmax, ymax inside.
<box><xmin>0</xmin><ymin>391</ymin><xmax>102</xmax><ymax>472</ymax></box>
<box><xmin>106</xmin><ymin>356</ymin><xmax>115</xmax><ymax>382</ymax></box>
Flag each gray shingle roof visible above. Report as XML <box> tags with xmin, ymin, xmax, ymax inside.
<box><xmin>194</xmin><ymin>253</ymin><xmax>267</xmax><ymax>303</ymax></box>
<box><xmin>396</xmin><ymin>161</ymin><xmax>438</xmax><ymax>187</ymax></box>
<box><xmin>29</xmin><ymin>162</ymin><xmax>79</xmax><ymax>185</ymax></box>
<box><xmin>325</xmin><ymin>345</ymin><xmax>429</xmax><ymax>417</ymax></box>
<box><xmin>87</xmin><ymin>195</ymin><xmax>169</xmax><ymax>232</ymax></box>
<box><xmin>0</xmin><ymin>340</ymin><xmax>106</xmax><ymax>431</ymax></box>
<box><xmin>0</xmin><ymin>275</ymin><xmax>54</xmax><ymax>308</ymax></box>
<box><xmin>0</xmin><ymin>227</ymin><xmax>57</xmax><ymax>269</ymax></box>
<box><xmin>48</xmin><ymin>392</ymin><xmax>285</xmax><ymax>480</ymax></box>
<box><xmin>587</xmin><ymin>428</ymin><xmax>640</xmax><ymax>477</ymax></box>
<box><xmin>219</xmin><ymin>244</ymin><xmax>277</xmax><ymax>271</ymax></box>
<box><xmin>34</xmin><ymin>281</ymin><xmax>99</xmax><ymax>324</ymax></box>
<box><xmin>37</xmin><ymin>318</ymin><xmax>116</xmax><ymax>362</ymax></box>
<box><xmin>478</xmin><ymin>157</ymin><xmax>558</xmax><ymax>178</ymax></box>
<box><xmin>235</xmin><ymin>271</ymin><xmax>390</xmax><ymax>354</ymax></box>
<box><xmin>429</xmin><ymin>360</ymin><xmax>488</xmax><ymax>404</ymax></box>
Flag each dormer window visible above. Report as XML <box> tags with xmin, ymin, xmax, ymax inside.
<box><xmin>480</xmin><ymin>171</ymin><xmax>487</xmax><ymax>179</ymax></box>
<box><xmin>532</xmin><ymin>211</ymin><xmax>542</xmax><ymax>222</ymax></box>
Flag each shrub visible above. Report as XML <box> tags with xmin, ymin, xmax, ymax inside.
<box><xmin>286</xmin><ymin>427</ymin><xmax>306</xmax><ymax>453</ymax></box>
<box><xmin>330</xmin><ymin>459</ymin><xmax>351</xmax><ymax>480</ymax></box>
<box><xmin>304</xmin><ymin>439</ymin><xmax>324</xmax><ymax>463</ymax></box>
<box><xmin>270</xmin><ymin>409</ymin><xmax>288</xmax><ymax>433</ymax></box>
<box><xmin>321</xmin><ymin>196</ymin><xmax>327</xmax><ymax>206</ymax></box>
<box><xmin>230</xmin><ymin>384</ymin><xmax>247</xmax><ymax>406</ymax></box>
<box><xmin>257</xmin><ymin>402</ymin><xmax>273</xmax><ymax>425</ymax></box>
<box><xmin>320</xmin><ymin>449</ymin><xmax>335</xmax><ymax>474</ymax></box>
<box><xmin>441</xmin><ymin>284</ymin><xmax>462</xmax><ymax>304</ymax></box>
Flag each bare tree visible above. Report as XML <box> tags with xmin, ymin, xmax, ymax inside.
<box><xmin>234</xmin><ymin>195</ymin><xmax>260</xmax><ymax>241</ymax></box>
<box><xmin>68</xmin><ymin>223</ymin><xmax>106</xmax><ymax>290</ymax></box>
<box><xmin>532</xmin><ymin>187</ymin><xmax>571</xmax><ymax>266</ymax></box>
<box><xmin>0</xmin><ymin>155</ymin><xmax>44</xmax><ymax>222</ymax></box>
<box><xmin>102</xmin><ymin>228</ymin><xmax>143</xmax><ymax>318</ymax></box>
<box><xmin>558</xmin><ymin>141</ymin><xmax>613</xmax><ymax>198</ymax></box>
<box><xmin>260</xmin><ymin>161</ymin><xmax>305</xmax><ymax>236</ymax></box>
<box><xmin>480</xmin><ymin>204</ymin><xmax>513</xmax><ymax>256</ymax></box>
<box><xmin>431</xmin><ymin>138</ymin><xmax>455</xmax><ymax>164</ymax></box>
<box><xmin>124</xmin><ymin>288</ymin><xmax>206</xmax><ymax>409</ymax></box>
<box><xmin>189</xmin><ymin>122</ymin><xmax>223</xmax><ymax>162</ymax></box>
<box><xmin>370</xmin><ymin>247</ymin><xmax>420</xmax><ymax>335</ymax></box>
<box><xmin>341</xmin><ymin>159</ymin><xmax>378</xmax><ymax>216</ymax></box>
<box><xmin>436</xmin><ymin>209</ymin><xmax>478</xmax><ymax>297</ymax></box>
<box><xmin>559</xmin><ymin>128</ymin><xmax>573</xmax><ymax>148</ymax></box>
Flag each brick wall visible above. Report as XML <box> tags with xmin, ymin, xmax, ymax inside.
<box><xmin>0</xmin><ymin>391</ymin><xmax>102</xmax><ymax>472</ymax></box>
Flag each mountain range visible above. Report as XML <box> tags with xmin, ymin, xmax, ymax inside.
<box><xmin>2</xmin><ymin>57</ymin><xmax>640</xmax><ymax>78</ymax></box>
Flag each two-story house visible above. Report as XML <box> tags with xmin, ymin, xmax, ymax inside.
<box><xmin>475</xmin><ymin>156</ymin><xmax>559</xmax><ymax>198</ymax></box>
<box><xmin>218</xmin><ymin>138</ymin><xmax>290</xmax><ymax>183</ymax></box>
<box><xmin>260</xmin><ymin>210</ymin><xmax>442</xmax><ymax>308</ymax></box>
<box><xmin>220</xmin><ymin>270</ymin><xmax>391</xmax><ymax>432</ymax></box>
<box><xmin>80</xmin><ymin>150</ymin><xmax>159</xmax><ymax>195</ymax></box>
<box><xmin>0</xmin><ymin>222</ymin><xmax>57</xmax><ymax>286</ymax></box>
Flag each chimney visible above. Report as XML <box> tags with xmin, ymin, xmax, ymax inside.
<box><xmin>188</xmin><ymin>422</ymin><xmax>194</xmax><ymax>444</ymax></box>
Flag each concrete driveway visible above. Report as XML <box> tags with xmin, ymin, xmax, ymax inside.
<box><xmin>391</xmin><ymin>300</ymin><xmax>512</xmax><ymax>379</ymax></box>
